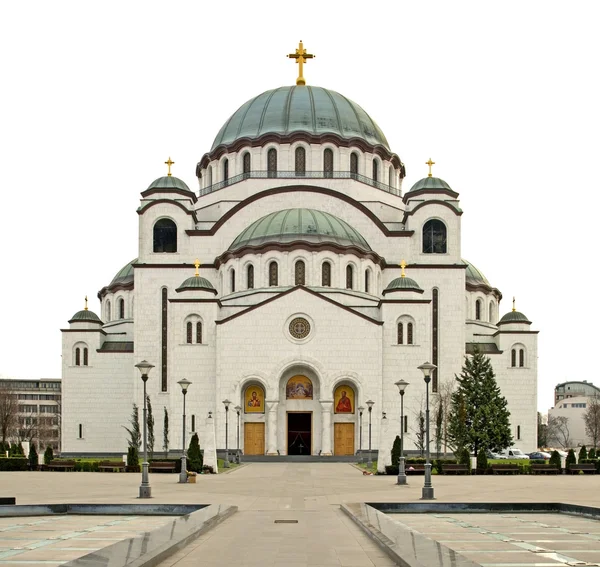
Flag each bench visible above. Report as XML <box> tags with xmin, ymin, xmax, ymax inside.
<box><xmin>531</xmin><ymin>464</ymin><xmax>559</xmax><ymax>475</ymax></box>
<box><xmin>99</xmin><ymin>461</ymin><xmax>125</xmax><ymax>472</ymax></box>
<box><xmin>405</xmin><ymin>464</ymin><xmax>425</xmax><ymax>475</ymax></box>
<box><xmin>149</xmin><ymin>461</ymin><xmax>176</xmax><ymax>473</ymax></box>
<box><xmin>568</xmin><ymin>464</ymin><xmax>597</xmax><ymax>474</ymax></box>
<box><xmin>491</xmin><ymin>464</ymin><xmax>520</xmax><ymax>475</ymax></box>
<box><xmin>47</xmin><ymin>460</ymin><xmax>76</xmax><ymax>472</ymax></box>
<box><xmin>442</xmin><ymin>464</ymin><xmax>470</xmax><ymax>475</ymax></box>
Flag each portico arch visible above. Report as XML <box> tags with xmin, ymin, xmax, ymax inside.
<box><xmin>331</xmin><ymin>378</ymin><xmax>361</xmax><ymax>456</ymax></box>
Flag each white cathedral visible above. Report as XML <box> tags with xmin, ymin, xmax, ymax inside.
<box><xmin>61</xmin><ymin>44</ymin><xmax>538</xmax><ymax>467</ymax></box>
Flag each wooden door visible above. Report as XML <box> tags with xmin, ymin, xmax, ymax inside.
<box><xmin>334</xmin><ymin>423</ymin><xmax>355</xmax><ymax>456</ymax></box>
<box><xmin>244</xmin><ymin>422</ymin><xmax>265</xmax><ymax>455</ymax></box>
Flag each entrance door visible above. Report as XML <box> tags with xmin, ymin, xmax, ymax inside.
<box><xmin>244</xmin><ymin>422</ymin><xmax>265</xmax><ymax>455</ymax></box>
<box><xmin>334</xmin><ymin>423</ymin><xmax>355</xmax><ymax>456</ymax></box>
<box><xmin>287</xmin><ymin>412</ymin><xmax>312</xmax><ymax>455</ymax></box>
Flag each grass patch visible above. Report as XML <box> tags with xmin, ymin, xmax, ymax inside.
<box><xmin>357</xmin><ymin>460</ymin><xmax>378</xmax><ymax>474</ymax></box>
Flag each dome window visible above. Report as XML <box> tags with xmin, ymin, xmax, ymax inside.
<box><xmin>230</xmin><ymin>269</ymin><xmax>236</xmax><ymax>293</ymax></box>
<box><xmin>243</xmin><ymin>152</ymin><xmax>251</xmax><ymax>176</ymax></box>
<box><xmin>364</xmin><ymin>269</ymin><xmax>370</xmax><ymax>293</ymax></box>
<box><xmin>295</xmin><ymin>147</ymin><xmax>306</xmax><ymax>176</ymax></box>
<box><xmin>75</xmin><ymin>348</ymin><xmax>80</xmax><ymax>366</ymax></box>
<box><xmin>223</xmin><ymin>158</ymin><xmax>229</xmax><ymax>184</ymax></box>
<box><xmin>324</xmin><ymin>148</ymin><xmax>333</xmax><ymax>178</ymax></box>
<box><xmin>269</xmin><ymin>261</ymin><xmax>278</xmax><ymax>286</ymax></box>
<box><xmin>350</xmin><ymin>152</ymin><xmax>359</xmax><ymax>178</ymax></box>
<box><xmin>322</xmin><ymin>262</ymin><xmax>331</xmax><ymax>287</ymax></box>
<box><xmin>268</xmin><ymin>148</ymin><xmax>277</xmax><ymax>178</ymax></box>
<box><xmin>372</xmin><ymin>159</ymin><xmax>379</xmax><ymax>182</ymax></box>
<box><xmin>153</xmin><ymin>219</ymin><xmax>177</xmax><ymax>253</ymax></box>
<box><xmin>247</xmin><ymin>264</ymin><xmax>254</xmax><ymax>289</ymax></box>
<box><xmin>295</xmin><ymin>260</ymin><xmax>306</xmax><ymax>285</ymax></box>
<box><xmin>346</xmin><ymin>265</ymin><xmax>354</xmax><ymax>290</ymax></box>
<box><xmin>118</xmin><ymin>298</ymin><xmax>125</xmax><ymax>319</ymax></box>
<box><xmin>475</xmin><ymin>299</ymin><xmax>482</xmax><ymax>321</ymax></box>
<box><xmin>423</xmin><ymin>219</ymin><xmax>447</xmax><ymax>254</ymax></box>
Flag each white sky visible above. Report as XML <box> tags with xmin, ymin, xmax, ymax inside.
<box><xmin>1</xmin><ymin>1</ymin><xmax>598</xmax><ymax>413</ymax></box>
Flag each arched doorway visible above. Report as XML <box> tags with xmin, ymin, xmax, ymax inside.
<box><xmin>286</xmin><ymin>375</ymin><xmax>313</xmax><ymax>455</ymax></box>
<box><xmin>242</xmin><ymin>384</ymin><xmax>265</xmax><ymax>455</ymax></box>
<box><xmin>333</xmin><ymin>383</ymin><xmax>357</xmax><ymax>456</ymax></box>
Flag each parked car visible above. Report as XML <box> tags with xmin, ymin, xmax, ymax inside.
<box><xmin>527</xmin><ymin>451</ymin><xmax>551</xmax><ymax>460</ymax></box>
<box><xmin>497</xmin><ymin>448</ymin><xmax>529</xmax><ymax>460</ymax></box>
<box><xmin>486</xmin><ymin>449</ymin><xmax>500</xmax><ymax>459</ymax></box>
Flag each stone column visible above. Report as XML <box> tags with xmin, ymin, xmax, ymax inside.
<box><xmin>266</xmin><ymin>401</ymin><xmax>279</xmax><ymax>455</ymax></box>
<box><xmin>320</xmin><ymin>400</ymin><xmax>333</xmax><ymax>456</ymax></box>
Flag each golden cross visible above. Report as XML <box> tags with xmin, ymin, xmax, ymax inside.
<box><xmin>84</xmin><ymin>296</ymin><xmax>88</xmax><ymax>311</ymax></box>
<box><xmin>194</xmin><ymin>259</ymin><xmax>200</xmax><ymax>277</ymax></box>
<box><xmin>287</xmin><ymin>40</ymin><xmax>315</xmax><ymax>86</ymax></box>
<box><xmin>400</xmin><ymin>260</ymin><xmax>406</xmax><ymax>278</ymax></box>
<box><xmin>426</xmin><ymin>158</ymin><xmax>435</xmax><ymax>178</ymax></box>
<box><xmin>512</xmin><ymin>297</ymin><xmax>516</xmax><ymax>312</ymax></box>
<box><xmin>165</xmin><ymin>157</ymin><xmax>175</xmax><ymax>177</ymax></box>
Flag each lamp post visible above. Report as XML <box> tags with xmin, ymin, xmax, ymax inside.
<box><xmin>135</xmin><ymin>360</ymin><xmax>154</xmax><ymax>499</ymax></box>
<box><xmin>358</xmin><ymin>406</ymin><xmax>365</xmax><ymax>460</ymax></box>
<box><xmin>222</xmin><ymin>399</ymin><xmax>231</xmax><ymax>468</ymax></box>
<box><xmin>177</xmin><ymin>378</ymin><xmax>191</xmax><ymax>484</ymax></box>
<box><xmin>394</xmin><ymin>379</ymin><xmax>409</xmax><ymax>486</ymax></box>
<box><xmin>234</xmin><ymin>405</ymin><xmax>241</xmax><ymax>464</ymax></box>
<box><xmin>418</xmin><ymin>362</ymin><xmax>437</xmax><ymax>500</ymax></box>
<box><xmin>366</xmin><ymin>400</ymin><xmax>374</xmax><ymax>467</ymax></box>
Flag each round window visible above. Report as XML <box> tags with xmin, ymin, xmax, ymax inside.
<box><xmin>289</xmin><ymin>317</ymin><xmax>311</xmax><ymax>339</ymax></box>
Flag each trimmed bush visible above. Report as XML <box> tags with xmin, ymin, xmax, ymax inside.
<box><xmin>187</xmin><ymin>433</ymin><xmax>203</xmax><ymax>473</ymax></box>
<box><xmin>28</xmin><ymin>443</ymin><xmax>38</xmax><ymax>470</ymax></box>
<box><xmin>434</xmin><ymin>458</ymin><xmax>457</xmax><ymax>474</ymax></box>
<box><xmin>44</xmin><ymin>446</ymin><xmax>54</xmax><ymax>465</ymax></box>
<box><xmin>549</xmin><ymin>450</ymin><xmax>561</xmax><ymax>470</ymax></box>
<box><xmin>578</xmin><ymin>446</ymin><xmax>588</xmax><ymax>463</ymax></box>
<box><xmin>456</xmin><ymin>447</ymin><xmax>471</xmax><ymax>471</ymax></box>
<box><xmin>391</xmin><ymin>435</ymin><xmax>401</xmax><ymax>468</ymax></box>
<box><xmin>589</xmin><ymin>448</ymin><xmax>596</xmax><ymax>459</ymax></box>
<box><xmin>385</xmin><ymin>465</ymin><xmax>399</xmax><ymax>475</ymax></box>
<box><xmin>566</xmin><ymin>449</ymin><xmax>577</xmax><ymax>469</ymax></box>
<box><xmin>0</xmin><ymin>457</ymin><xmax>28</xmax><ymax>471</ymax></box>
<box><xmin>476</xmin><ymin>451</ymin><xmax>488</xmax><ymax>472</ymax></box>
<box><xmin>127</xmin><ymin>446</ymin><xmax>140</xmax><ymax>471</ymax></box>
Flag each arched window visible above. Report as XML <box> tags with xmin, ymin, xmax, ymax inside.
<box><xmin>106</xmin><ymin>300</ymin><xmax>111</xmax><ymax>322</ymax></box>
<box><xmin>83</xmin><ymin>348</ymin><xmax>88</xmax><ymax>366</ymax></box>
<box><xmin>268</xmin><ymin>148</ymin><xmax>277</xmax><ymax>178</ymax></box>
<box><xmin>388</xmin><ymin>166</ymin><xmax>394</xmax><ymax>188</ymax></box>
<box><xmin>153</xmin><ymin>218</ymin><xmax>177</xmax><ymax>253</ymax></box>
<box><xmin>364</xmin><ymin>270</ymin><xmax>370</xmax><ymax>293</ymax></box>
<box><xmin>407</xmin><ymin>323</ymin><xmax>414</xmax><ymax>345</ymax></box>
<box><xmin>295</xmin><ymin>147</ymin><xmax>306</xmax><ymax>176</ymax></box>
<box><xmin>519</xmin><ymin>349</ymin><xmax>525</xmax><ymax>367</ymax></box>
<box><xmin>191</xmin><ymin>414</ymin><xmax>196</xmax><ymax>432</ymax></box>
<box><xmin>511</xmin><ymin>349</ymin><xmax>517</xmax><ymax>367</ymax></box>
<box><xmin>322</xmin><ymin>262</ymin><xmax>331</xmax><ymax>287</ymax></box>
<box><xmin>397</xmin><ymin>322</ymin><xmax>403</xmax><ymax>345</ymax></box>
<box><xmin>324</xmin><ymin>148</ymin><xmax>333</xmax><ymax>178</ymax></box>
<box><xmin>208</xmin><ymin>166</ymin><xmax>213</xmax><ymax>186</ymax></box>
<box><xmin>346</xmin><ymin>265</ymin><xmax>354</xmax><ymax>289</ymax></box>
<box><xmin>223</xmin><ymin>158</ymin><xmax>229</xmax><ymax>184</ymax></box>
<box><xmin>75</xmin><ymin>348</ymin><xmax>81</xmax><ymax>366</ymax></box>
<box><xmin>247</xmin><ymin>264</ymin><xmax>254</xmax><ymax>289</ymax></box>
<box><xmin>186</xmin><ymin>322</ymin><xmax>192</xmax><ymax>344</ymax></box>
<box><xmin>269</xmin><ymin>261</ymin><xmax>278</xmax><ymax>286</ymax></box>
<box><xmin>295</xmin><ymin>260</ymin><xmax>305</xmax><ymax>285</ymax></box>
<box><xmin>118</xmin><ymin>298</ymin><xmax>125</xmax><ymax>319</ymax></box>
<box><xmin>489</xmin><ymin>302</ymin><xmax>494</xmax><ymax>323</ymax></box>
<box><xmin>196</xmin><ymin>322</ymin><xmax>202</xmax><ymax>344</ymax></box>
<box><xmin>230</xmin><ymin>269</ymin><xmax>236</xmax><ymax>293</ymax></box>
<box><xmin>372</xmin><ymin>159</ymin><xmax>379</xmax><ymax>182</ymax></box>
<box><xmin>422</xmin><ymin>219</ymin><xmax>447</xmax><ymax>254</ymax></box>
<box><xmin>243</xmin><ymin>152</ymin><xmax>251</xmax><ymax>176</ymax></box>
<box><xmin>475</xmin><ymin>299</ymin><xmax>482</xmax><ymax>321</ymax></box>
<box><xmin>350</xmin><ymin>152</ymin><xmax>359</xmax><ymax>178</ymax></box>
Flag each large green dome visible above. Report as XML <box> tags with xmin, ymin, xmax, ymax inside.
<box><xmin>212</xmin><ymin>86</ymin><xmax>389</xmax><ymax>151</ymax></box>
<box><xmin>230</xmin><ymin>208</ymin><xmax>371</xmax><ymax>251</ymax></box>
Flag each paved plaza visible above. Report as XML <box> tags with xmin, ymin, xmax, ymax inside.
<box><xmin>2</xmin><ymin>464</ymin><xmax>600</xmax><ymax>565</ymax></box>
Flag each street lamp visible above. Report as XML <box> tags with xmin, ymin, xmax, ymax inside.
<box><xmin>394</xmin><ymin>379</ymin><xmax>409</xmax><ymax>486</ymax></box>
<box><xmin>177</xmin><ymin>378</ymin><xmax>191</xmax><ymax>484</ymax></box>
<box><xmin>366</xmin><ymin>400</ymin><xmax>374</xmax><ymax>467</ymax></box>
<box><xmin>418</xmin><ymin>361</ymin><xmax>437</xmax><ymax>500</ymax></box>
<box><xmin>222</xmin><ymin>399</ymin><xmax>231</xmax><ymax>468</ymax></box>
<box><xmin>234</xmin><ymin>405</ymin><xmax>241</xmax><ymax>464</ymax></box>
<box><xmin>358</xmin><ymin>406</ymin><xmax>365</xmax><ymax>460</ymax></box>
<box><xmin>135</xmin><ymin>360</ymin><xmax>154</xmax><ymax>499</ymax></box>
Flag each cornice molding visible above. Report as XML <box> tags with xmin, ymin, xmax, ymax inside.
<box><xmin>137</xmin><ymin>199</ymin><xmax>199</xmax><ymax>224</ymax></box>
<box><xmin>140</xmin><ymin>187</ymin><xmax>198</xmax><ymax>204</ymax></box>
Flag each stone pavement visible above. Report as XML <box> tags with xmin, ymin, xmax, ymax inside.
<box><xmin>3</xmin><ymin>464</ymin><xmax>600</xmax><ymax>566</ymax></box>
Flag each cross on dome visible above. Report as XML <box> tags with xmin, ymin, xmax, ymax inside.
<box><xmin>165</xmin><ymin>157</ymin><xmax>175</xmax><ymax>177</ymax></box>
<box><xmin>287</xmin><ymin>40</ymin><xmax>315</xmax><ymax>86</ymax></box>
<box><xmin>400</xmin><ymin>260</ymin><xmax>407</xmax><ymax>278</ymax></box>
<box><xmin>194</xmin><ymin>259</ymin><xmax>200</xmax><ymax>277</ymax></box>
<box><xmin>512</xmin><ymin>297</ymin><xmax>516</xmax><ymax>312</ymax></box>
<box><xmin>426</xmin><ymin>158</ymin><xmax>435</xmax><ymax>177</ymax></box>
<box><xmin>84</xmin><ymin>296</ymin><xmax>88</xmax><ymax>310</ymax></box>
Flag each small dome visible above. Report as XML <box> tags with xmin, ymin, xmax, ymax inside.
<box><xmin>464</xmin><ymin>260</ymin><xmax>490</xmax><ymax>287</ymax></box>
<box><xmin>212</xmin><ymin>85</ymin><xmax>389</xmax><ymax>150</ymax></box>
<box><xmin>147</xmin><ymin>176</ymin><xmax>191</xmax><ymax>192</ymax></box>
<box><xmin>176</xmin><ymin>276</ymin><xmax>217</xmax><ymax>294</ymax></box>
<box><xmin>383</xmin><ymin>277</ymin><xmax>423</xmax><ymax>294</ymax></box>
<box><xmin>230</xmin><ymin>208</ymin><xmax>370</xmax><ymax>251</ymax></box>
<box><xmin>110</xmin><ymin>258</ymin><xmax>137</xmax><ymax>286</ymax></box>
<box><xmin>69</xmin><ymin>309</ymin><xmax>102</xmax><ymax>324</ymax></box>
<box><xmin>407</xmin><ymin>176</ymin><xmax>453</xmax><ymax>193</ymax></box>
<box><xmin>498</xmin><ymin>311</ymin><xmax>531</xmax><ymax>324</ymax></box>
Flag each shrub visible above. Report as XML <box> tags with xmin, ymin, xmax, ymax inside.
<box><xmin>28</xmin><ymin>443</ymin><xmax>38</xmax><ymax>470</ymax></box>
<box><xmin>127</xmin><ymin>446</ymin><xmax>139</xmax><ymax>469</ymax></box>
<box><xmin>434</xmin><ymin>458</ymin><xmax>457</xmax><ymax>474</ymax></box>
<box><xmin>187</xmin><ymin>433</ymin><xmax>203</xmax><ymax>473</ymax></box>
<box><xmin>589</xmin><ymin>448</ymin><xmax>596</xmax><ymax>459</ymax></box>
<box><xmin>391</xmin><ymin>435</ymin><xmax>402</xmax><ymax>468</ymax></box>
<box><xmin>385</xmin><ymin>465</ymin><xmax>399</xmax><ymax>475</ymax></box>
<box><xmin>549</xmin><ymin>450</ymin><xmax>561</xmax><ymax>470</ymax></box>
<box><xmin>456</xmin><ymin>447</ymin><xmax>471</xmax><ymax>471</ymax></box>
<box><xmin>566</xmin><ymin>449</ymin><xmax>577</xmax><ymax>469</ymax></box>
<box><xmin>578</xmin><ymin>446</ymin><xmax>588</xmax><ymax>463</ymax></box>
<box><xmin>0</xmin><ymin>457</ymin><xmax>28</xmax><ymax>471</ymax></box>
<box><xmin>43</xmin><ymin>446</ymin><xmax>54</xmax><ymax>465</ymax></box>
<box><xmin>476</xmin><ymin>451</ymin><xmax>488</xmax><ymax>472</ymax></box>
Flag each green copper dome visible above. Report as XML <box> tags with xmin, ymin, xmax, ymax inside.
<box><xmin>176</xmin><ymin>276</ymin><xmax>217</xmax><ymax>294</ymax></box>
<box><xmin>110</xmin><ymin>258</ymin><xmax>137</xmax><ymax>286</ymax></box>
<box><xmin>383</xmin><ymin>277</ymin><xmax>423</xmax><ymax>294</ymax></box>
<box><xmin>212</xmin><ymin>86</ymin><xmax>389</xmax><ymax>150</ymax></box>
<box><xmin>147</xmin><ymin>176</ymin><xmax>191</xmax><ymax>192</ymax></box>
<box><xmin>69</xmin><ymin>309</ymin><xmax>102</xmax><ymax>324</ymax></box>
<box><xmin>498</xmin><ymin>311</ymin><xmax>530</xmax><ymax>324</ymax></box>
<box><xmin>230</xmin><ymin>209</ymin><xmax>371</xmax><ymax>251</ymax></box>
<box><xmin>464</xmin><ymin>260</ymin><xmax>490</xmax><ymax>287</ymax></box>
<box><xmin>407</xmin><ymin>176</ymin><xmax>453</xmax><ymax>193</ymax></box>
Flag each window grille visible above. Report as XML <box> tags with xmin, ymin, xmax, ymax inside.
<box><xmin>295</xmin><ymin>260</ymin><xmax>306</xmax><ymax>285</ymax></box>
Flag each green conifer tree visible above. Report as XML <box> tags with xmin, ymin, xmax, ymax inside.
<box><xmin>578</xmin><ymin>445</ymin><xmax>587</xmax><ymax>463</ymax></box>
<box><xmin>187</xmin><ymin>433</ymin><xmax>203</xmax><ymax>473</ymax></box>
<box><xmin>163</xmin><ymin>407</ymin><xmax>169</xmax><ymax>458</ymax></box>
<box><xmin>44</xmin><ymin>446</ymin><xmax>54</xmax><ymax>465</ymax></box>
<box><xmin>566</xmin><ymin>448</ymin><xmax>576</xmax><ymax>470</ymax></box>
<box><xmin>447</xmin><ymin>347</ymin><xmax>513</xmax><ymax>457</ymax></box>
<box><xmin>28</xmin><ymin>443</ymin><xmax>38</xmax><ymax>470</ymax></box>
<box><xmin>549</xmin><ymin>450</ymin><xmax>561</xmax><ymax>470</ymax></box>
<box><xmin>391</xmin><ymin>435</ymin><xmax>402</xmax><ymax>467</ymax></box>
<box><xmin>589</xmin><ymin>447</ymin><xmax>596</xmax><ymax>459</ymax></box>
<box><xmin>146</xmin><ymin>395</ymin><xmax>155</xmax><ymax>459</ymax></box>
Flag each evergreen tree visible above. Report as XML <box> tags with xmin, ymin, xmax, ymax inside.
<box><xmin>434</xmin><ymin>403</ymin><xmax>443</xmax><ymax>456</ymax></box>
<box><xmin>127</xmin><ymin>446</ymin><xmax>139</xmax><ymax>469</ymax></box>
<box><xmin>589</xmin><ymin>447</ymin><xmax>596</xmax><ymax>459</ymax></box>
<box><xmin>43</xmin><ymin>446</ymin><xmax>54</xmax><ymax>465</ymax></box>
<box><xmin>578</xmin><ymin>445</ymin><xmax>588</xmax><ymax>463</ymax></box>
<box><xmin>146</xmin><ymin>395</ymin><xmax>155</xmax><ymax>459</ymax></box>
<box><xmin>476</xmin><ymin>449</ymin><xmax>488</xmax><ymax>472</ymax></box>
<box><xmin>123</xmin><ymin>404</ymin><xmax>141</xmax><ymax>449</ymax></box>
<box><xmin>163</xmin><ymin>407</ymin><xmax>169</xmax><ymax>458</ymax></box>
<box><xmin>415</xmin><ymin>411</ymin><xmax>426</xmax><ymax>457</ymax></box>
<box><xmin>549</xmin><ymin>450</ymin><xmax>562</xmax><ymax>470</ymax></box>
<box><xmin>187</xmin><ymin>433</ymin><xmax>203</xmax><ymax>473</ymax></box>
<box><xmin>447</xmin><ymin>347</ymin><xmax>512</xmax><ymax>457</ymax></box>
<box><xmin>28</xmin><ymin>443</ymin><xmax>38</xmax><ymax>470</ymax></box>
<box><xmin>566</xmin><ymin>448</ymin><xmax>576</xmax><ymax>470</ymax></box>
<box><xmin>390</xmin><ymin>435</ymin><xmax>402</xmax><ymax>467</ymax></box>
